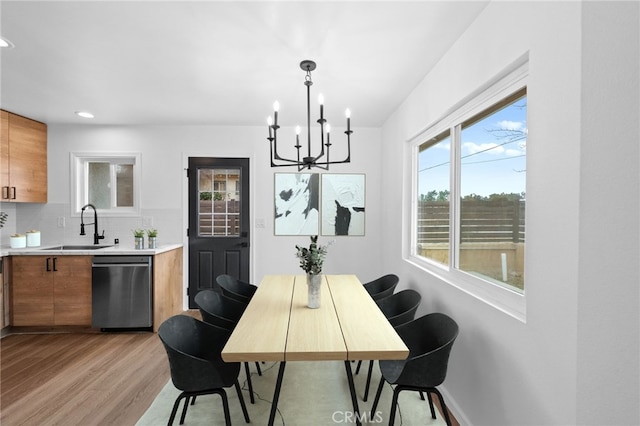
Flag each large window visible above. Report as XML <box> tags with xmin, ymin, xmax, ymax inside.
<box><xmin>459</xmin><ymin>89</ymin><xmax>526</xmax><ymax>290</ymax></box>
<box><xmin>71</xmin><ymin>153</ymin><xmax>141</xmax><ymax>216</ymax></box>
<box><xmin>417</xmin><ymin>130</ymin><xmax>451</xmax><ymax>265</ymax></box>
<box><xmin>411</xmin><ymin>62</ymin><xmax>527</xmax><ymax>320</ymax></box>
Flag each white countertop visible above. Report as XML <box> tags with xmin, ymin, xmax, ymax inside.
<box><xmin>1</xmin><ymin>243</ymin><xmax>183</xmax><ymax>257</ymax></box>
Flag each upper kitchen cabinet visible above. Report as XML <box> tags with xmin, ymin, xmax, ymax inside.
<box><xmin>0</xmin><ymin>110</ymin><xmax>48</xmax><ymax>203</ymax></box>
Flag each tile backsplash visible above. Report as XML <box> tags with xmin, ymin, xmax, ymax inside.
<box><xmin>0</xmin><ymin>202</ymin><xmax>182</xmax><ymax>248</ymax></box>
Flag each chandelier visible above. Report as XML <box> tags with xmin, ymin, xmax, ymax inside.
<box><xmin>267</xmin><ymin>60</ymin><xmax>353</xmax><ymax>170</ymax></box>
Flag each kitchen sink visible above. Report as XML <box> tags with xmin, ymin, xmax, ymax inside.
<box><xmin>41</xmin><ymin>245</ymin><xmax>113</xmax><ymax>250</ymax></box>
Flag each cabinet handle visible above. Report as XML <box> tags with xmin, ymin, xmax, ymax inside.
<box><xmin>2</xmin><ymin>186</ymin><xmax>8</xmax><ymax>199</ymax></box>
<box><xmin>46</xmin><ymin>257</ymin><xmax>51</xmax><ymax>272</ymax></box>
<box><xmin>53</xmin><ymin>257</ymin><xmax>58</xmax><ymax>272</ymax></box>
<box><xmin>10</xmin><ymin>187</ymin><xmax>16</xmax><ymax>200</ymax></box>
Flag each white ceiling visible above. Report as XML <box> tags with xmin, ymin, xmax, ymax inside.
<box><xmin>0</xmin><ymin>1</ymin><xmax>488</xmax><ymax>127</ymax></box>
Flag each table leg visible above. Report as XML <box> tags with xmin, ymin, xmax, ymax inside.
<box><xmin>343</xmin><ymin>361</ymin><xmax>362</xmax><ymax>426</ymax></box>
<box><xmin>268</xmin><ymin>361</ymin><xmax>287</xmax><ymax>426</ymax></box>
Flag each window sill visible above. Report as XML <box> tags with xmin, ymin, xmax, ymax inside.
<box><xmin>405</xmin><ymin>255</ymin><xmax>526</xmax><ymax>323</ymax></box>
<box><xmin>71</xmin><ymin>209</ymin><xmax>140</xmax><ymax>218</ymax></box>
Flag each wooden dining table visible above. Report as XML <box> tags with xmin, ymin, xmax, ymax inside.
<box><xmin>221</xmin><ymin>274</ymin><xmax>409</xmax><ymax>426</ymax></box>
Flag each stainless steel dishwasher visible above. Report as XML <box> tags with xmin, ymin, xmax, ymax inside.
<box><xmin>92</xmin><ymin>255</ymin><xmax>153</xmax><ymax>330</ymax></box>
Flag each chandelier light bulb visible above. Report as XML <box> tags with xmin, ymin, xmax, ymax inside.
<box><xmin>267</xmin><ymin>116</ymin><xmax>273</xmax><ymax>126</ymax></box>
<box><xmin>326</xmin><ymin>123</ymin><xmax>331</xmax><ymax>134</ymax></box>
<box><xmin>318</xmin><ymin>94</ymin><xmax>324</xmax><ymax>105</ymax></box>
<box><xmin>273</xmin><ymin>101</ymin><xmax>280</xmax><ymax>126</ymax></box>
<box><xmin>295</xmin><ymin>126</ymin><xmax>301</xmax><ymax>135</ymax></box>
<box><xmin>345</xmin><ymin>108</ymin><xmax>351</xmax><ymax>118</ymax></box>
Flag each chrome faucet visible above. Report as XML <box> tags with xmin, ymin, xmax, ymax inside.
<box><xmin>80</xmin><ymin>203</ymin><xmax>105</xmax><ymax>244</ymax></box>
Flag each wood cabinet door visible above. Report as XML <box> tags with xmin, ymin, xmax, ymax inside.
<box><xmin>2</xmin><ymin>257</ymin><xmax>10</xmax><ymax>327</ymax></box>
<box><xmin>8</xmin><ymin>114</ymin><xmax>47</xmax><ymax>203</ymax></box>
<box><xmin>1</xmin><ymin>111</ymin><xmax>9</xmax><ymax>196</ymax></box>
<box><xmin>53</xmin><ymin>256</ymin><xmax>92</xmax><ymax>326</ymax></box>
<box><xmin>12</xmin><ymin>256</ymin><xmax>54</xmax><ymax>326</ymax></box>
<box><xmin>12</xmin><ymin>256</ymin><xmax>93</xmax><ymax>326</ymax></box>
<box><xmin>0</xmin><ymin>257</ymin><xmax>4</xmax><ymax>329</ymax></box>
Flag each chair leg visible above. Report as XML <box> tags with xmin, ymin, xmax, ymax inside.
<box><xmin>420</xmin><ymin>391</ymin><xmax>425</xmax><ymax>400</ymax></box>
<box><xmin>431</xmin><ymin>388</ymin><xmax>453</xmax><ymax>426</ymax></box>
<box><xmin>234</xmin><ymin>380</ymin><xmax>251</xmax><ymax>423</ymax></box>
<box><xmin>427</xmin><ymin>391</ymin><xmax>436</xmax><ymax>419</ymax></box>
<box><xmin>255</xmin><ymin>361</ymin><xmax>262</xmax><ymax>376</ymax></box>
<box><xmin>216</xmin><ymin>389</ymin><xmax>232</xmax><ymax>426</ymax></box>
<box><xmin>179</xmin><ymin>395</ymin><xmax>190</xmax><ymax>424</ymax></box>
<box><xmin>370</xmin><ymin>376</ymin><xmax>386</xmax><ymax>416</ymax></box>
<box><xmin>168</xmin><ymin>393</ymin><xmax>187</xmax><ymax>426</ymax></box>
<box><xmin>363</xmin><ymin>360</ymin><xmax>374</xmax><ymax>401</ymax></box>
<box><xmin>178</xmin><ymin>394</ymin><xmax>198</xmax><ymax>425</ymax></box>
<box><xmin>355</xmin><ymin>360</ymin><xmax>363</xmax><ymax>374</ymax></box>
<box><xmin>244</xmin><ymin>362</ymin><xmax>255</xmax><ymax>404</ymax></box>
<box><xmin>388</xmin><ymin>385</ymin><xmax>403</xmax><ymax>426</ymax></box>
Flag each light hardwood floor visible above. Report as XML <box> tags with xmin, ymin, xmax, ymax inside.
<box><xmin>1</xmin><ymin>331</ymin><xmax>169</xmax><ymax>425</ymax></box>
<box><xmin>1</xmin><ymin>312</ymin><xmax>459</xmax><ymax>426</ymax></box>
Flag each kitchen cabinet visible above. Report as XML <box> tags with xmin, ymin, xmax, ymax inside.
<box><xmin>0</xmin><ymin>110</ymin><xmax>48</xmax><ymax>203</ymax></box>
<box><xmin>1</xmin><ymin>256</ymin><xmax>9</xmax><ymax>329</ymax></box>
<box><xmin>152</xmin><ymin>246</ymin><xmax>183</xmax><ymax>332</ymax></box>
<box><xmin>11</xmin><ymin>256</ymin><xmax>92</xmax><ymax>326</ymax></box>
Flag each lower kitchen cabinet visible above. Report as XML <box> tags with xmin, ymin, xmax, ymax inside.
<box><xmin>11</xmin><ymin>255</ymin><xmax>92</xmax><ymax>326</ymax></box>
<box><xmin>1</xmin><ymin>256</ymin><xmax>9</xmax><ymax>329</ymax></box>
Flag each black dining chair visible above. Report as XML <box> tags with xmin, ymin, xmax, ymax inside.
<box><xmin>358</xmin><ymin>289</ymin><xmax>422</xmax><ymax>401</ymax></box>
<box><xmin>370</xmin><ymin>313</ymin><xmax>459</xmax><ymax>426</ymax></box>
<box><xmin>216</xmin><ymin>274</ymin><xmax>257</xmax><ymax>304</ymax></box>
<box><xmin>194</xmin><ymin>289</ymin><xmax>261</xmax><ymax>404</ymax></box>
<box><xmin>158</xmin><ymin>315</ymin><xmax>251</xmax><ymax>426</ymax></box>
<box><xmin>362</xmin><ymin>274</ymin><xmax>399</xmax><ymax>301</ymax></box>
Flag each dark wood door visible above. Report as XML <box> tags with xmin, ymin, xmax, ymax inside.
<box><xmin>187</xmin><ymin>157</ymin><xmax>250</xmax><ymax>308</ymax></box>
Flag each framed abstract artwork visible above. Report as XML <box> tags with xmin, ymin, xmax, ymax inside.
<box><xmin>274</xmin><ymin>173</ymin><xmax>319</xmax><ymax>235</ymax></box>
<box><xmin>321</xmin><ymin>173</ymin><xmax>365</xmax><ymax>236</ymax></box>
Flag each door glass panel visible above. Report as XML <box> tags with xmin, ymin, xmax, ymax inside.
<box><xmin>198</xmin><ymin>168</ymin><xmax>241</xmax><ymax>236</ymax></box>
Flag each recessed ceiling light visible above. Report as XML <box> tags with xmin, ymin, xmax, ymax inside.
<box><xmin>75</xmin><ymin>111</ymin><xmax>94</xmax><ymax>119</ymax></box>
<box><xmin>0</xmin><ymin>37</ymin><xmax>14</xmax><ymax>48</ymax></box>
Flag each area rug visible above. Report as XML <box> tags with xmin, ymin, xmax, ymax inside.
<box><xmin>136</xmin><ymin>360</ymin><xmax>447</xmax><ymax>425</ymax></box>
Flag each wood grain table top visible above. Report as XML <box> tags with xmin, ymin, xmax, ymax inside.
<box><xmin>222</xmin><ymin>274</ymin><xmax>408</xmax><ymax>363</ymax></box>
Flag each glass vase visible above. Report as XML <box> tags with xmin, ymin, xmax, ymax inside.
<box><xmin>307</xmin><ymin>273</ymin><xmax>322</xmax><ymax>308</ymax></box>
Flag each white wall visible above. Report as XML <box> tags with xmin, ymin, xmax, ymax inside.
<box><xmin>381</xmin><ymin>1</ymin><xmax>638</xmax><ymax>425</ymax></box>
<box><xmin>9</xmin><ymin>123</ymin><xmax>385</xmax><ymax>305</ymax></box>
<box><xmin>577</xmin><ymin>2</ymin><xmax>639</xmax><ymax>424</ymax></box>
